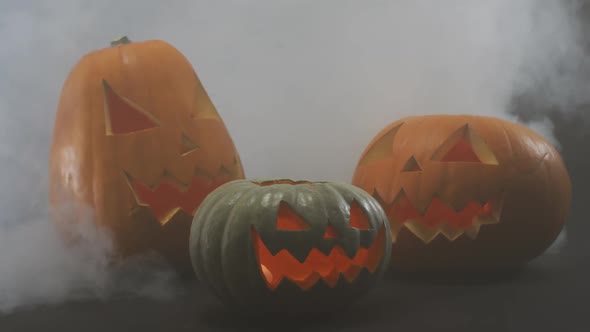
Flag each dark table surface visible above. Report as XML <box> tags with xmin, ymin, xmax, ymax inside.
<box><xmin>1</xmin><ymin>247</ymin><xmax>588</xmax><ymax>332</ymax></box>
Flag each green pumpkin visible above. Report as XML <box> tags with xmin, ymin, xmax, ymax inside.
<box><xmin>189</xmin><ymin>179</ymin><xmax>392</xmax><ymax>313</ymax></box>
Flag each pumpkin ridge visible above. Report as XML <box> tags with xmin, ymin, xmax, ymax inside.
<box><xmin>219</xmin><ymin>184</ymin><xmax>269</xmax><ymax>306</ymax></box>
<box><xmin>194</xmin><ymin>181</ymin><xmax>252</xmax><ymax>303</ymax></box>
<box><xmin>500</xmin><ymin>121</ymin><xmax>514</xmax><ymax>158</ymax></box>
<box><xmin>315</xmin><ymin>183</ymin><xmax>359</xmax><ymax>259</ymax></box>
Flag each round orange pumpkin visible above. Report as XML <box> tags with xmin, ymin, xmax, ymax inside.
<box><xmin>352</xmin><ymin>114</ymin><xmax>571</xmax><ymax>271</ymax></box>
<box><xmin>48</xmin><ymin>36</ymin><xmax>245</xmax><ymax>273</ymax></box>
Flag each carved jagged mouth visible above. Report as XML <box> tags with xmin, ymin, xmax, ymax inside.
<box><xmin>125</xmin><ymin>169</ymin><xmax>231</xmax><ymax>225</ymax></box>
<box><xmin>376</xmin><ymin>191</ymin><xmax>503</xmax><ymax>243</ymax></box>
<box><xmin>251</xmin><ymin>225</ymin><xmax>386</xmax><ymax>291</ymax></box>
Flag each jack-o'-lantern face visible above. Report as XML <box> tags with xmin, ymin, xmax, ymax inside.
<box><xmin>251</xmin><ymin>185</ymin><xmax>386</xmax><ymax>290</ymax></box>
<box><xmin>101</xmin><ymin>79</ymin><xmax>242</xmax><ymax>226</ymax></box>
<box><xmin>190</xmin><ymin>180</ymin><xmax>391</xmax><ymax>312</ymax></box>
<box><xmin>352</xmin><ymin>115</ymin><xmax>571</xmax><ymax>269</ymax></box>
<box><xmin>357</xmin><ymin>122</ymin><xmax>504</xmax><ymax>243</ymax></box>
<box><xmin>49</xmin><ymin>37</ymin><xmax>245</xmax><ymax>272</ymax></box>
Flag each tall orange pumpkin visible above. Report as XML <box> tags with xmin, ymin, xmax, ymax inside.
<box><xmin>48</xmin><ymin>37</ymin><xmax>245</xmax><ymax>273</ymax></box>
<box><xmin>352</xmin><ymin>115</ymin><xmax>571</xmax><ymax>271</ymax></box>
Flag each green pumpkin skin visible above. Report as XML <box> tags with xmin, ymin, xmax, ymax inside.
<box><xmin>189</xmin><ymin>179</ymin><xmax>392</xmax><ymax>313</ymax></box>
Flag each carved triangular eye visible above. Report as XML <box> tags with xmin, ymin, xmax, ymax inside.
<box><xmin>440</xmin><ymin>137</ymin><xmax>480</xmax><ymax>162</ymax></box>
<box><xmin>102</xmin><ymin>80</ymin><xmax>160</xmax><ymax>135</ymax></box>
<box><xmin>349</xmin><ymin>200</ymin><xmax>371</xmax><ymax>230</ymax></box>
<box><xmin>358</xmin><ymin>124</ymin><xmax>402</xmax><ymax>166</ymax></box>
<box><xmin>402</xmin><ymin>156</ymin><xmax>422</xmax><ymax>172</ymax></box>
<box><xmin>180</xmin><ymin>133</ymin><xmax>199</xmax><ymax>156</ymax></box>
<box><xmin>431</xmin><ymin>124</ymin><xmax>499</xmax><ymax>165</ymax></box>
<box><xmin>276</xmin><ymin>201</ymin><xmax>310</xmax><ymax>231</ymax></box>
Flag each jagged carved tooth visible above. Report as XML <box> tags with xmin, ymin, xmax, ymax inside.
<box><xmin>320</xmin><ymin>267</ymin><xmax>341</xmax><ymax>287</ymax></box>
<box><xmin>123</xmin><ymin>171</ymin><xmax>147</xmax><ymax>206</ymax></box>
<box><xmin>371</xmin><ymin>189</ymin><xmax>384</xmax><ymax>203</ymax></box>
<box><xmin>489</xmin><ymin>196</ymin><xmax>504</xmax><ymax>220</ymax></box>
<box><xmin>160</xmin><ymin>169</ymin><xmax>190</xmax><ymax>188</ymax></box>
<box><xmin>489</xmin><ymin>207</ymin><xmax>502</xmax><ymax>221</ymax></box>
<box><xmin>438</xmin><ymin>224</ymin><xmax>464</xmax><ymax>241</ymax></box>
<box><xmin>415</xmin><ymin>206</ymin><xmax>428</xmax><ymax>217</ymax></box>
<box><xmin>266</xmin><ymin>271</ymin><xmax>284</xmax><ymax>290</ymax></box>
<box><xmin>391</xmin><ymin>189</ymin><xmax>426</xmax><ymax>216</ymax></box>
<box><xmin>434</xmin><ymin>195</ymin><xmax>468</xmax><ymax>213</ymax></box>
<box><xmin>389</xmin><ymin>220</ymin><xmax>404</xmax><ymax>243</ymax></box>
<box><xmin>404</xmin><ymin>220</ymin><xmax>440</xmax><ymax>244</ymax></box>
<box><xmin>159</xmin><ymin>207</ymin><xmax>183</xmax><ymax>226</ymax></box>
<box><xmin>291</xmin><ymin>271</ymin><xmax>320</xmax><ymax>291</ymax></box>
<box><xmin>463</xmin><ymin>224</ymin><xmax>481</xmax><ymax>239</ymax></box>
<box><xmin>295</xmin><ymin>246</ymin><xmax>315</xmax><ymax>264</ymax></box>
<box><xmin>343</xmin><ymin>264</ymin><xmax>363</xmax><ymax>283</ymax></box>
<box><xmin>193</xmin><ymin>166</ymin><xmax>215</xmax><ymax>180</ymax></box>
<box><xmin>474</xmin><ymin>214</ymin><xmax>500</xmax><ymax>226</ymax></box>
<box><xmin>316</xmin><ymin>249</ymin><xmax>340</xmax><ymax>278</ymax></box>
<box><xmin>425</xmin><ymin>193</ymin><xmax>460</xmax><ymax>215</ymax></box>
<box><xmin>415</xmin><ymin>198</ymin><xmax>431</xmax><ymax>217</ymax></box>
<box><xmin>161</xmin><ymin>169</ymin><xmax>173</xmax><ymax>179</ymax></box>
<box><xmin>390</xmin><ymin>188</ymin><xmax>407</xmax><ymax>203</ymax></box>
<box><xmin>218</xmin><ymin>165</ymin><xmax>232</xmax><ymax>177</ymax></box>
<box><xmin>475</xmin><ymin>196</ymin><xmax>491</xmax><ymax>207</ymax></box>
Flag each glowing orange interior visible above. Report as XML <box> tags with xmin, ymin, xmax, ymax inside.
<box><xmin>388</xmin><ymin>195</ymin><xmax>493</xmax><ymax>229</ymax></box>
<box><xmin>103</xmin><ymin>80</ymin><xmax>160</xmax><ymax>135</ymax></box>
<box><xmin>252</xmin><ymin>226</ymin><xmax>385</xmax><ymax>290</ymax></box>
<box><xmin>323</xmin><ymin>224</ymin><xmax>338</xmax><ymax>239</ymax></box>
<box><xmin>131</xmin><ymin>176</ymin><xmax>228</xmax><ymax>223</ymax></box>
<box><xmin>349</xmin><ymin>200</ymin><xmax>371</xmax><ymax>229</ymax></box>
<box><xmin>252</xmin><ymin>203</ymin><xmax>386</xmax><ymax>290</ymax></box>
<box><xmin>276</xmin><ymin>201</ymin><xmax>311</xmax><ymax>230</ymax></box>
<box><xmin>439</xmin><ymin>137</ymin><xmax>480</xmax><ymax>162</ymax></box>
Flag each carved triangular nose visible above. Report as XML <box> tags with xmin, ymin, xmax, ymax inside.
<box><xmin>180</xmin><ymin>133</ymin><xmax>199</xmax><ymax>156</ymax></box>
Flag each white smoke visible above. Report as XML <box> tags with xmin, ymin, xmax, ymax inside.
<box><xmin>0</xmin><ymin>203</ymin><xmax>182</xmax><ymax>314</ymax></box>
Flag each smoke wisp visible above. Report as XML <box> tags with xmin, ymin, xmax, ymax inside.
<box><xmin>0</xmin><ymin>203</ymin><xmax>182</xmax><ymax>314</ymax></box>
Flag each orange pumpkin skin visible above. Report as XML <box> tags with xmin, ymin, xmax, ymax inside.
<box><xmin>352</xmin><ymin>115</ymin><xmax>571</xmax><ymax>271</ymax></box>
<box><xmin>48</xmin><ymin>37</ymin><xmax>244</xmax><ymax>273</ymax></box>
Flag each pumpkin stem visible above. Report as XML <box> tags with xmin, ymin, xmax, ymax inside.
<box><xmin>110</xmin><ymin>36</ymin><xmax>131</xmax><ymax>47</ymax></box>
